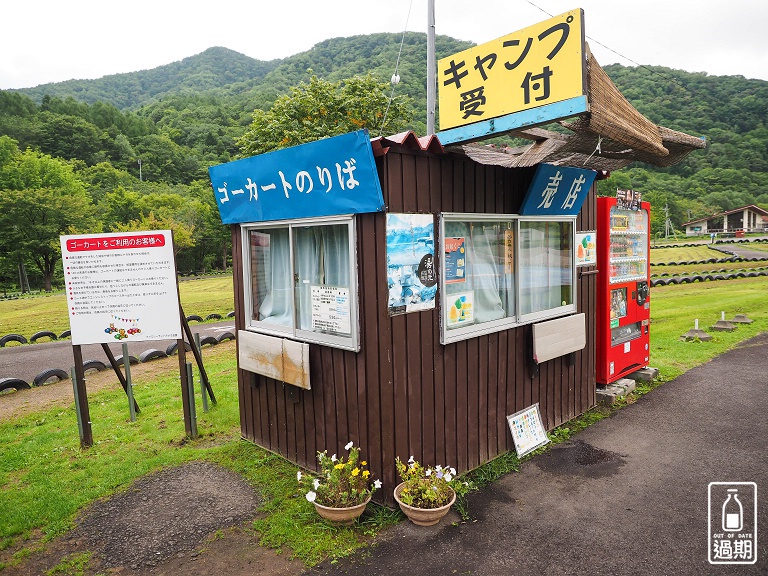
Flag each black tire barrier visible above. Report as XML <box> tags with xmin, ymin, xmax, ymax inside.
<box><xmin>186</xmin><ymin>314</ymin><xmax>204</xmax><ymax>323</ymax></box>
<box><xmin>735</xmin><ymin>272</ymin><xmax>746</xmax><ymax>278</ymax></box>
<box><xmin>693</xmin><ymin>276</ymin><xmax>704</xmax><ymax>283</ymax></box>
<box><xmin>205</xmin><ymin>313</ymin><xmax>223</xmax><ymax>321</ymax></box>
<box><xmin>115</xmin><ymin>354</ymin><xmax>139</xmax><ymax>366</ymax></box>
<box><xmin>0</xmin><ymin>377</ymin><xmax>31</xmax><ymax>393</ymax></box>
<box><xmin>33</xmin><ymin>368</ymin><xmax>69</xmax><ymax>386</ymax></box>
<box><xmin>139</xmin><ymin>348</ymin><xmax>168</xmax><ymax>362</ymax></box>
<box><xmin>652</xmin><ymin>278</ymin><xmax>667</xmax><ymax>287</ymax></box>
<box><xmin>679</xmin><ymin>277</ymin><xmax>691</xmax><ymax>284</ymax></box>
<box><xmin>58</xmin><ymin>329</ymin><xmax>71</xmax><ymax>339</ymax></box>
<box><xmin>226</xmin><ymin>311</ymin><xmax>235</xmax><ymax>318</ymax></box>
<box><xmin>166</xmin><ymin>341</ymin><xmax>193</xmax><ymax>356</ymax></box>
<box><xmin>199</xmin><ymin>336</ymin><xmax>218</xmax><ymax>347</ymax></box>
<box><xmin>216</xmin><ymin>331</ymin><xmax>236</xmax><ymax>343</ymax></box>
<box><xmin>83</xmin><ymin>359</ymin><xmax>108</xmax><ymax>373</ymax></box>
<box><xmin>30</xmin><ymin>330</ymin><xmax>57</xmax><ymax>343</ymax></box>
<box><xmin>0</xmin><ymin>333</ymin><xmax>28</xmax><ymax>347</ymax></box>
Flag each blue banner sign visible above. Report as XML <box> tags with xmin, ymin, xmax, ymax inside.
<box><xmin>209</xmin><ymin>130</ymin><xmax>384</xmax><ymax>224</ymax></box>
<box><xmin>519</xmin><ymin>163</ymin><xmax>597</xmax><ymax>216</ymax></box>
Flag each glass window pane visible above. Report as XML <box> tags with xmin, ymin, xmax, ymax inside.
<box><xmin>293</xmin><ymin>223</ymin><xmax>352</xmax><ymax>336</ymax></box>
<box><xmin>519</xmin><ymin>220</ymin><xmax>573</xmax><ymax>316</ymax></box>
<box><xmin>443</xmin><ymin>219</ymin><xmax>515</xmax><ymax>332</ymax></box>
<box><xmin>249</xmin><ymin>228</ymin><xmax>292</xmax><ymax>327</ymax></box>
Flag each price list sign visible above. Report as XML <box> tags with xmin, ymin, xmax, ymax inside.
<box><xmin>60</xmin><ymin>231</ymin><xmax>182</xmax><ymax>345</ymax></box>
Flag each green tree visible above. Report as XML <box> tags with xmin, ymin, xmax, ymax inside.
<box><xmin>0</xmin><ymin>145</ymin><xmax>98</xmax><ymax>291</ymax></box>
<box><xmin>237</xmin><ymin>72</ymin><xmax>413</xmax><ymax>156</ymax></box>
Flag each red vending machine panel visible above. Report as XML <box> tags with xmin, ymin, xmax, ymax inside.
<box><xmin>596</xmin><ymin>197</ymin><xmax>651</xmax><ymax>384</ymax></box>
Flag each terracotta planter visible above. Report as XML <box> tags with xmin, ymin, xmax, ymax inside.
<box><xmin>393</xmin><ymin>482</ymin><xmax>456</xmax><ymax>526</ymax></box>
<box><xmin>313</xmin><ymin>495</ymin><xmax>371</xmax><ymax>526</ymax></box>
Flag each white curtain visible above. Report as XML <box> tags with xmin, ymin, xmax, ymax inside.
<box><xmin>254</xmin><ymin>228</ymin><xmax>292</xmax><ymax>326</ymax></box>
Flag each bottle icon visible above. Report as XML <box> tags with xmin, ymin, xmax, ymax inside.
<box><xmin>722</xmin><ymin>488</ymin><xmax>743</xmax><ymax>532</ymax></box>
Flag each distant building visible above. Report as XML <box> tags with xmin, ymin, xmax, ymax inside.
<box><xmin>683</xmin><ymin>205</ymin><xmax>768</xmax><ymax>236</ymax></box>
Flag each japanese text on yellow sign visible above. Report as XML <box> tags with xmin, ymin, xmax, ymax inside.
<box><xmin>438</xmin><ymin>9</ymin><xmax>585</xmax><ymax>130</ymax></box>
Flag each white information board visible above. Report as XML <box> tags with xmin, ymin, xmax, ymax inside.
<box><xmin>507</xmin><ymin>403</ymin><xmax>550</xmax><ymax>457</ymax></box>
<box><xmin>310</xmin><ymin>285</ymin><xmax>351</xmax><ymax>335</ymax></box>
<box><xmin>60</xmin><ymin>231</ymin><xmax>182</xmax><ymax>345</ymax></box>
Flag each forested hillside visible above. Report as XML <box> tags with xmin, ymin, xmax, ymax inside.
<box><xmin>1</xmin><ymin>33</ymin><xmax>767</xmax><ymax>292</ymax></box>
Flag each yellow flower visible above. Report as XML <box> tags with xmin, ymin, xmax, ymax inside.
<box><xmin>362</xmin><ymin>470</ymin><xmax>370</xmax><ymax>479</ymax></box>
<box><xmin>361</xmin><ymin>461</ymin><xmax>367</xmax><ymax>466</ymax></box>
<box><xmin>334</xmin><ymin>463</ymin><xmax>344</xmax><ymax>470</ymax></box>
<box><xmin>352</xmin><ymin>467</ymin><xmax>360</xmax><ymax>476</ymax></box>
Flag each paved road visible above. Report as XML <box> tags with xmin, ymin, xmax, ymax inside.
<box><xmin>0</xmin><ymin>321</ymin><xmax>236</xmax><ymax>384</ymax></box>
<box><xmin>710</xmin><ymin>242</ymin><xmax>768</xmax><ymax>260</ymax></box>
<box><xmin>307</xmin><ymin>333</ymin><xmax>768</xmax><ymax>576</ymax></box>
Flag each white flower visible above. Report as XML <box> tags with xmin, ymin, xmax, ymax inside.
<box><xmin>345</xmin><ymin>441</ymin><xmax>354</xmax><ymax>450</ymax></box>
<box><xmin>408</xmin><ymin>455</ymin><xmax>415</xmax><ymax>464</ymax></box>
<box><xmin>331</xmin><ymin>454</ymin><xmax>337</xmax><ymax>462</ymax></box>
<box><xmin>306</xmin><ymin>491</ymin><xmax>317</xmax><ymax>502</ymax></box>
<box><xmin>296</xmin><ymin>470</ymin><xmax>302</xmax><ymax>482</ymax></box>
<box><xmin>425</xmin><ymin>468</ymin><xmax>432</xmax><ymax>476</ymax></box>
<box><xmin>444</xmin><ymin>473</ymin><xmax>453</xmax><ymax>482</ymax></box>
<box><xmin>313</xmin><ymin>478</ymin><xmax>320</xmax><ymax>490</ymax></box>
<box><xmin>450</xmin><ymin>467</ymin><xmax>456</xmax><ymax>476</ymax></box>
<box><xmin>373</xmin><ymin>479</ymin><xmax>382</xmax><ymax>489</ymax></box>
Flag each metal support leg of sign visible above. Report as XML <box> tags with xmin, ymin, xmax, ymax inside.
<box><xmin>71</xmin><ymin>345</ymin><xmax>93</xmax><ymax>448</ymax></box>
<box><xmin>122</xmin><ymin>343</ymin><xmax>136</xmax><ymax>422</ymax></box>
<box><xmin>101</xmin><ymin>343</ymin><xmax>141</xmax><ymax>414</ymax></box>
<box><xmin>179</xmin><ymin>308</ymin><xmax>217</xmax><ymax>405</ymax></box>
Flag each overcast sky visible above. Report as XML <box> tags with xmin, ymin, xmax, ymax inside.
<box><xmin>2</xmin><ymin>0</ymin><xmax>767</xmax><ymax>90</ymax></box>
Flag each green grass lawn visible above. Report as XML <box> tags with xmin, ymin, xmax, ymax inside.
<box><xmin>649</xmin><ymin>276</ymin><xmax>767</xmax><ymax>379</ymax></box>
<box><xmin>0</xmin><ymin>274</ymin><xmax>235</xmax><ymax>341</ymax></box>
<box><xmin>649</xmin><ymin>244</ymin><xmax>722</xmax><ymax>264</ymax></box>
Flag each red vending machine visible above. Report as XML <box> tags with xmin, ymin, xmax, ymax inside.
<box><xmin>596</xmin><ymin>194</ymin><xmax>651</xmax><ymax>384</ymax></box>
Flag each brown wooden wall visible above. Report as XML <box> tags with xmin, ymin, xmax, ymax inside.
<box><xmin>233</xmin><ymin>146</ymin><xmax>597</xmax><ymax>504</ymax></box>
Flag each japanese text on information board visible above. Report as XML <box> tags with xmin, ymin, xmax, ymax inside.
<box><xmin>60</xmin><ymin>231</ymin><xmax>182</xmax><ymax>345</ymax></box>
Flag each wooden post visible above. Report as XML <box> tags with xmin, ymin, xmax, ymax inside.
<box><xmin>71</xmin><ymin>345</ymin><xmax>93</xmax><ymax>448</ymax></box>
<box><xmin>177</xmin><ymin>338</ymin><xmax>193</xmax><ymax>437</ymax></box>
<box><xmin>101</xmin><ymin>343</ymin><xmax>140</xmax><ymax>414</ymax></box>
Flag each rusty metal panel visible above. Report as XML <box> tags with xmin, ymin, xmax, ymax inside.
<box><xmin>238</xmin><ymin>330</ymin><xmax>310</xmax><ymax>390</ymax></box>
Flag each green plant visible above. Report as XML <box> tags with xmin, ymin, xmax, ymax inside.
<box><xmin>394</xmin><ymin>456</ymin><xmax>465</xmax><ymax>509</ymax></box>
<box><xmin>300</xmin><ymin>442</ymin><xmax>380</xmax><ymax>508</ymax></box>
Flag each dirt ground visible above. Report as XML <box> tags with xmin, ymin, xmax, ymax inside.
<box><xmin>0</xmin><ymin>353</ymin><xmax>307</xmax><ymax>576</ymax></box>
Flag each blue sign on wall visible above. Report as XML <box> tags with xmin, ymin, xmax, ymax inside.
<box><xmin>519</xmin><ymin>163</ymin><xmax>597</xmax><ymax>216</ymax></box>
<box><xmin>208</xmin><ymin>130</ymin><xmax>384</xmax><ymax>224</ymax></box>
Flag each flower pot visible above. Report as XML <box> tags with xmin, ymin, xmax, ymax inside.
<box><xmin>313</xmin><ymin>495</ymin><xmax>371</xmax><ymax>526</ymax></box>
<box><xmin>393</xmin><ymin>482</ymin><xmax>456</xmax><ymax>526</ymax></box>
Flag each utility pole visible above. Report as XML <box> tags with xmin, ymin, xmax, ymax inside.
<box><xmin>138</xmin><ymin>158</ymin><xmax>142</xmax><ymax>181</ymax></box>
<box><xmin>426</xmin><ymin>0</ymin><xmax>436</xmax><ymax>135</ymax></box>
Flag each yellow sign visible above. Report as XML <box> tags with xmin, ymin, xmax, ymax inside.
<box><xmin>438</xmin><ymin>9</ymin><xmax>585</xmax><ymax>130</ymax></box>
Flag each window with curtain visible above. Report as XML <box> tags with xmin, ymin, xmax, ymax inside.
<box><xmin>243</xmin><ymin>216</ymin><xmax>359</xmax><ymax>351</ymax></box>
<box><xmin>440</xmin><ymin>213</ymin><xmax>575</xmax><ymax>344</ymax></box>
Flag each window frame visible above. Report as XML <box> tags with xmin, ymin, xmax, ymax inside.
<box><xmin>439</xmin><ymin>212</ymin><xmax>577</xmax><ymax>345</ymax></box>
<box><xmin>241</xmin><ymin>214</ymin><xmax>360</xmax><ymax>352</ymax></box>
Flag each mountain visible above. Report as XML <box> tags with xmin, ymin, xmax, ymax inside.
<box><xmin>14</xmin><ymin>47</ymin><xmax>282</xmax><ymax>110</ymax></box>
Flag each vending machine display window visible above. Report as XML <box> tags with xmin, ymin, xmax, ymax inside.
<box><xmin>610</xmin><ymin>288</ymin><xmax>627</xmax><ymax>326</ymax></box>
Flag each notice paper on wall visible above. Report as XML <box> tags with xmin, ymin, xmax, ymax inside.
<box><xmin>507</xmin><ymin>403</ymin><xmax>550</xmax><ymax>457</ymax></box>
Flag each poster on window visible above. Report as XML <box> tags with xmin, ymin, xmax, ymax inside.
<box><xmin>575</xmin><ymin>231</ymin><xmax>597</xmax><ymax>266</ymax></box>
<box><xmin>311</xmin><ymin>286</ymin><xmax>351</xmax><ymax>334</ymax></box>
<box><xmin>444</xmin><ymin>237</ymin><xmax>467</xmax><ymax>283</ymax></box>
<box><xmin>386</xmin><ymin>213</ymin><xmax>437</xmax><ymax>316</ymax></box>
<box><xmin>60</xmin><ymin>231</ymin><xmax>182</xmax><ymax>345</ymax></box>
<box><xmin>445</xmin><ymin>291</ymin><xmax>474</xmax><ymax>326</ymax></box>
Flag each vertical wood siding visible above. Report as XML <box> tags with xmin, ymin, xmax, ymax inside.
<box><xmin>236</xmin><ymin>148</ymin><xmax>597</xmax><ymax>504</ymax></box>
